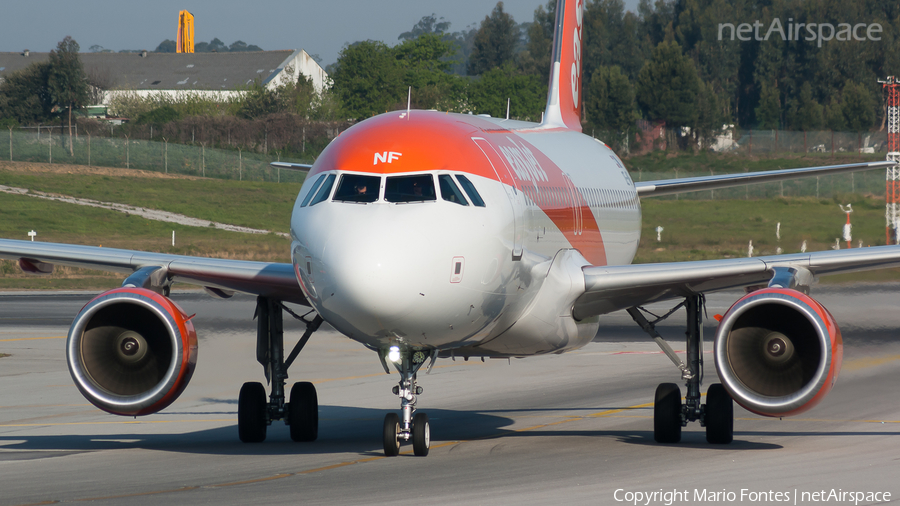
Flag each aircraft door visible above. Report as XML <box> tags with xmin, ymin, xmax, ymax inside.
<box><xmin>472</xmin><ymin>137</ymin><xmax>526</xmax><ymax>259</ymax></box>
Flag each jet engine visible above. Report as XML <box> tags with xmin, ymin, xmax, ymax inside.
<box><xmin>66</xmin><ymin>288</ymin><xmax>198</xmax><ymax>416</ymax></box>
<box><xmin>713</xmin><ymin>288</ymin><xmax>842</xmax><ymax>417</ymax></box>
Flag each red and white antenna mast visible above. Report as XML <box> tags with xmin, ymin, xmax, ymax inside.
<box><xmin>880</xmin><ymin>76</ymin><xmax>900</xmax><ymax>244</ymax></box>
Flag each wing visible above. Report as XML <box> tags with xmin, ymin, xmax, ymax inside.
<box><xmin>0</xmin><ymin>239</ymin><xmax>308</xmax><ymax>305</ymax></box>
<box><xmin>573</xmin><ymin>245</ymin><xmax>900</xmax><ymax>319</ymax></box>
<box><xmin>635</xmin><ymin>161</ymin><xmax>896</xmax><ymax>197</ymax></box>
<box><xmin>270</xmin><ymin>162</ymin><xmax>313</xmax><ymax>171</ymax></box>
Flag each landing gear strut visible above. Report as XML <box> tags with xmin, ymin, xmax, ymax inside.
<box><xmin>628</xmin><ymin>294</ymin><xmax>733</xmax><ymax>444</ymax></box>
<box><xmin>381</xmin><ymin>347</ymin><xmax>435</xmax><ymax>456</ymax></box>
<box><xmin>238</xmin><ymin>296</ymin><xmax>323</xmax><ymax>443</ymax></box>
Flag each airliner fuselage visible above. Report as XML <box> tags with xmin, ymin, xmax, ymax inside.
<box><xmin>290</xmin><ymin>111</ymin><xmax>640</xmax><ymax>356</ymax></box>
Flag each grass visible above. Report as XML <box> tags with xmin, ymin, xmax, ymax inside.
<box><xmin>0</xmin><ymin>188</ymin><xmax>293</xmax><ymax>290</ymax></box>
<box><xmin>0</xmin><ymin>168</ymin><xmax>305</xmax><ymax>234</ymax></box>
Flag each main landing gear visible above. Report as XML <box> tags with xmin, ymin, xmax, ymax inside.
<box><xmin>380</xmin><ymin>347</ymin><xmax>436</xmax><ymax>457</ymax></box>
<box><xmin>238</xmin><ymin>296</ymin><xmax>323</xmax><ymax>443</ymax></box>
<box><xmin>628</xmin><ymin>294</ymin><xmax>733</xmax><ymax>445</ymax></box>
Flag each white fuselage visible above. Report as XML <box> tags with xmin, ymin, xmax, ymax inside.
<box><xmin>290</xmin><ymin>112</ymin><xmax>641</xmax><ymax>357</ymax></box>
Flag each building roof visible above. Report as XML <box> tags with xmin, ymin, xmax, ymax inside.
<box><xmin>0</xmin><ymin>50</ymin><xmax>306</xmax><ymax>91</ymax></box>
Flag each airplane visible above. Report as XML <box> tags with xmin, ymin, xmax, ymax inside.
<box><xmin>1</xmin><ymin>0</ymin><xmax>899</xmax><ymax>458</ymax></box>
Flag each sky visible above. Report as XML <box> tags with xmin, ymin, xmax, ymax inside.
<box><xmin>0</xmin><ymin>0</ymin><xmax>641</xmax><ymax>67</ymax></box>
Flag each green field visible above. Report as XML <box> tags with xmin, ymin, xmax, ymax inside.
<box><xmin>1</xmin><ymin>156</ymin><xmax>898</xmax><ymax>289</ymax></box>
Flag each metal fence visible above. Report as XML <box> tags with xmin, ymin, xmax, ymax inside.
<box><xmin>0</xmin><ymin>126</ymin><xmax>309</xmax><ymax>183</ymax></box>
<box><xmin>732</xmin><ymin>130</ymin><xmax>889</xmax><ymax>156</ymax></box>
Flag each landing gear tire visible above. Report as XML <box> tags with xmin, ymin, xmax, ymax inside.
<box><xmin>654</xmin><ymin>383</ymin><xmax>682</xmax><ymax>443</ymax></box>
<box><xmin>705</xmin><ymin>383</ymin><xmax>733</xmax><ymax>444</ymax></box>
<box><xmin>289</xmin><ymin>381</ymin><xmax>318</xmax><ymax>442</ymax></box>
<box><xmin>383</xmin><ymin>413</ymin><xmax>401</xmax><ymax>457</ymax></box>
<box><xmin>412</xmin><ymin>412</ymin><xmax>430</xmax><ymax>456</ymax></box>
<box><xmin>238</xmin><ymin>382</ymin><xmax>268</xmax><ymax>443</ymax></box>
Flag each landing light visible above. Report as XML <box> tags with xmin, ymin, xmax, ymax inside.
<box><xmin>388</xmin><ymin>346</ymin><xmax>401</xmax><ymax>363</ymax></box>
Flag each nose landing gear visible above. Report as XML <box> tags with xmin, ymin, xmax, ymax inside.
<box><xmin>381</xmin><ymin>347</ymin><xmax>435</xmax><ymax>456</ymax></box>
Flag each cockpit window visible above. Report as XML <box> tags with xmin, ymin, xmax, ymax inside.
<box><xmin>438</xmin><ymin>175</ymin><xmax>468</xmax><ymax>206</ymax></box>
<box><xmin>308</xmin><ymin>174</ymin><xmax>335</xmax><ymax>206</ymax></box>
<box><xmin>333</xmin><ymin>174</ymin><xmax>380</xmax><ymax>203</ymax></box>
<box><xmin>384</xmin><ymin>175</ymin><xmax>436</xmax><ymax>203</ymax></box>
<box><xmin>299</xmin><ymin>174</ymin><xmax>326</xmax><ymax>207</ymax></box>
<box><xmin>455</xmin><ymin>175</ymin><xmax>485</xmax><ymax>207</ymax></box>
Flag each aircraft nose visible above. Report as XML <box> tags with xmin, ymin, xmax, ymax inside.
<box><xmin>310</xmin><ymin>214</ymin><xmax>439</xmax><ymax>335</ymax></box>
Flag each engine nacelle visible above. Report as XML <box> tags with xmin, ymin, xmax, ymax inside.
<box><xmin>714</xmin><ymin>288</ymin><xmax>842</xmax><ymax>417</ymax></box>
<box><xmin>67</xmin><ymin>288</ymin><xmax>198</xmax><ymax>416</ymax></box>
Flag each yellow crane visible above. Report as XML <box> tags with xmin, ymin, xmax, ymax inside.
<box><xmin>177</xmin><ymin>10</ymin><xmax>194</xmax><ymax>53</ymax></box>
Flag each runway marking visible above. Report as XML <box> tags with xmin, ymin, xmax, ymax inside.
<box><xmin>0</xmin><ymin>336</ymin><xmax>66</xmax><ymax>342</ymax></box>
<box><xmin>843</xmin><ymin>354</ymin><xmax>900</xmax><ymax>372</ymax></box>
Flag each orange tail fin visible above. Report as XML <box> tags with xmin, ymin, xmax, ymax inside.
<box><xmin>541</xmin><ymin>0</ymin><xmax>584</xmax><ymax>131</ymax></box>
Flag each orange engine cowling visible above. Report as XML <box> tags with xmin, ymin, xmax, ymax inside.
<box><xmin>713</xmin><ymin>288</ymin><xmax>842</xmax><ymax>417</ymax></box>
<box><xmin>66</xmin><ymin>288</ymin><xmax>198</xmax><ymax>416</ymax></box>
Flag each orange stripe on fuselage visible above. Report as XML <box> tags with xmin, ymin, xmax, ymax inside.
<box><xmin>310</xmin><ymin>111</ymin><xmax>607</xmax><ymax>265</ymax></box>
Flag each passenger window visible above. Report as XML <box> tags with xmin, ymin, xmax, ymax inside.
<box><xmin>334</xmin><ymin>174</ymin><xmax>380</xmax><ymax>203</ymax></box>
<box><xmin>455</xmin><ymin>175</ymin><xmax>485</xmax><ymax>207</ymax></box>
<box><xmin>300</xmin><ymin>174</ymin><xmax>326</xmax><ymax>207</ymax></box>
<box><xmin>438</xmin><ymin>175</ymin><xmax>468</xmax><ymax>206</ymax></box>
<box><xmin>384</xmin><ymin>175</ymin><xmax>436</xmax><ymax>203</ymax></box>
<box><xmin>308</xmin><ymin>174</ymin><xmax>335</xmax><ymax>206</ymax></box>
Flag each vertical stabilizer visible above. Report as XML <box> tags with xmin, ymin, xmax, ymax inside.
<box><xmin>541</xmin><ymin>0</ymin><xmax>584</xmax><ymax>131</ymax></box>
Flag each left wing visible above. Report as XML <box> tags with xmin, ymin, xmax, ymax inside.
<box><xmin>573</xmin><ymin>245</ymin><xmax>900</xmax><ymax>319</ymax></box>
<box><xmin>0</xmin><ymin>239</ymin><xmax>307</xmax><ymax>305</ymax></box>
<box><xmin>635</xmin><ymin>161</ymin><xmax>895</xmax><ymax>197</ymax></box>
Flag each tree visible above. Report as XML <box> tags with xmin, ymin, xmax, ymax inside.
<box><xmin>237</xmin><ymin>80</ymin><xmax>281</xmax><ymax>119</ymax></box>
<box><xmin>841</xmin><ymin>81</ymin><xmax>875</xmax><ymax>134</ymax></box>
<box><xmin>48</xmin><ymin>36</ymin><xmax>88</xmax><ymax>156</ymax></box>
<box><xmin>399</xmin><ymin>14</ymin><xmax>451</xmax><ymax>41</ymax></box>
<box><xmin>824</xmin><ymin>97</ymin><xmax>846</xmax><ymax>131</ymax></box>
<box><xmin>208</xmin><ymin>38</ymin><xmax>227</xmax><ymax>52</ymax></box>
<box><xmin>467</xmin><ymin>63</ymin><xmax>545</xmax><ymax>120</ymax></box>
<box><xmin>755</xmin><ymin>83</ymin><xmax>780</xmax><ymax>130</ymax></box>
<box><xmin>635</xmin><ymin>41</ymin><xmax>699</xmax><ymax>147</ymax></box>
<box><xmin>520</xmin><ymin>0</ymin><xmax>555</xmax><ymax>84</ymax></box>
<box><xmin>395</xmin><ymin>34</ymin><xmax>467</xmax><ymax>110</ymax></box>
<box><xmin>0</xmin><ymin>61</ymin><xmax>53</xmax><ymax>124</ymax></box>
<box><xmin>787</xmin><ymin>83</ymin><xmax>823</xmax><ymax>131</ymax></box>
<box><xmin>584</xmin><ymin>65</ymin><xmax>636</xmax><ymax>133</ymax></box>
<box><xmin>331</xmin><ymin>41</ymin><xmax>405</xmax><ymax>119</ymax></box>
<box><xmin>467</xmin><ymin>2</ymin><xmax>519</xmax><ymax>75</ymax></box>
<box><xmin>154</xmin><ymin>39</ymin><xmax>176</xmax><ymax>53</ymax></box>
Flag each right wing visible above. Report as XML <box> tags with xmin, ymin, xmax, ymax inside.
<box><xmin>573</xmin><ymin>245</ymin><xmax>900</xmax><ymax>319</ymax></box>
<box><xmin>635</xmin><ymin>161</ymin><xmax>896</xmax><ymax>197</ymax></box>
<box><xmin>0</xmin><ymin>239</ymin><xmax>307</xmax><ymax>305</ymax></box>
<box><xmin>270</xmin><ymin>162</ymin><xmax>313</xmax><ymax>171</ymax></box>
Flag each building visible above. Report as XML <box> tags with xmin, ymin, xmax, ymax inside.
<box><xmin>0</xmin><ymin>49</ymin><xmax>328</xmax><ymax>110</ymax></box>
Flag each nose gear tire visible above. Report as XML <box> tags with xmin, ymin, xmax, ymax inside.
<box><xmin>383</xmin><ymin>413</ymin><xmax>401</xmax><ymax>456</ymax></box>
<box><xmin>412</xmin><ymin>412</ymin><xmax>430</xmax><ymax>456</ymax></box>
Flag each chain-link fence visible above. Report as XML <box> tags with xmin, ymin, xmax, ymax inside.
<box><xmin>732</xmin><ymin>130</ymin><xmax>889</xmax><ymax>156</ymax></box>
<box><xmin>0</xmin><ymin>126</ymin><xmax>309</xmax><ymax>183</ymax></box>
